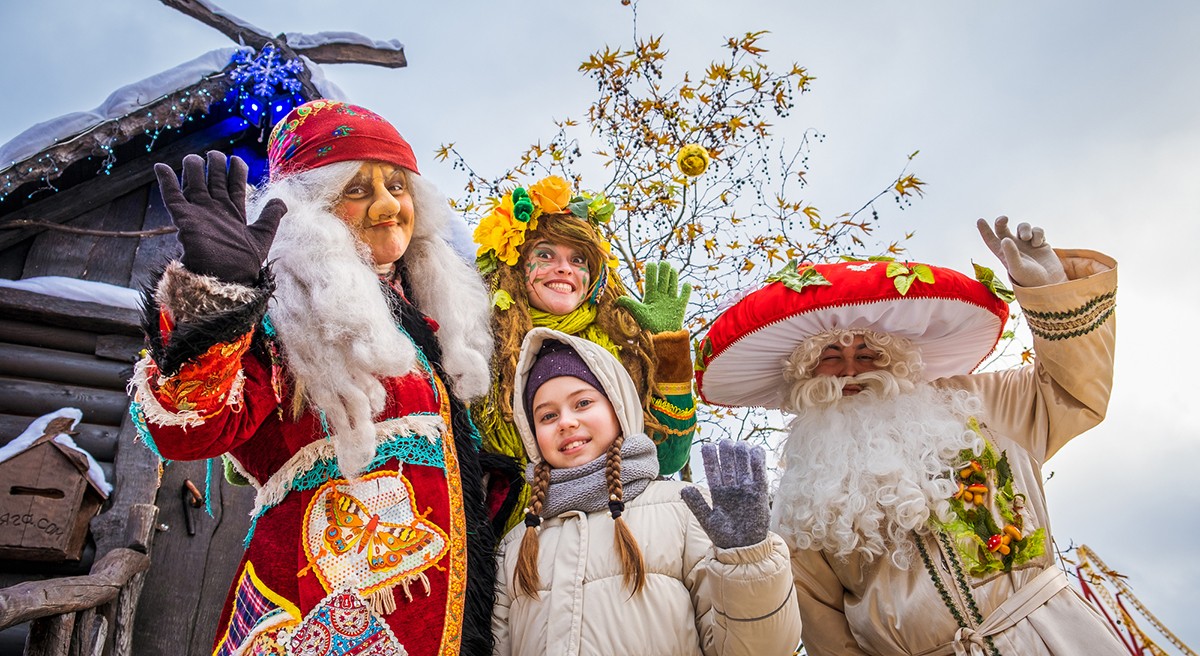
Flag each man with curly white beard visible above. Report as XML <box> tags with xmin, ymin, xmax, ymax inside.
<box><xmin>695</xmin><ymin>218</ymin><xmax>1126</xmax><ymax>656</ymax></box>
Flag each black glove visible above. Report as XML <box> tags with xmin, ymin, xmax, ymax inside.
<box><xmin>154</xmin><ymin>151</ymin><xmax>287</xmax><ymax>285</ymax></box>
<box><xmin>681</xmin><ymin>440</ymin><xmax>770</xmax><ymax>549</ymax></box>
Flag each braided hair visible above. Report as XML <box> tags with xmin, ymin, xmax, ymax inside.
<box><xmin>513</xmin><ymin>435</ymin><xmax>646</xmax><ymax>598</ymax></box>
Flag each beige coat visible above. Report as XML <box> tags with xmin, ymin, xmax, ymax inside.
<box><xmin>791</xmin><ymin>249</ymin><xmax>1127</xmax><ymax>655</ymax></box>
<box><xmin>494</xmin><ymin>328</ymin><xmax>802</xmax><ymax>655</ymax></box>
<box><xmin>494</xmin><ymin>481</ymin><xmax>801</xmax><ymax>656</ymax></box>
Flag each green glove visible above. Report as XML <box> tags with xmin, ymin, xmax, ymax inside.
<box><xmin>616</xmin><ymin>261</ymin><xmax>691</xmax><ymax>334</ymax></box>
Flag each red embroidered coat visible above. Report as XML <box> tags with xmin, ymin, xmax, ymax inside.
<box><xmin>130</xmin><ymin>265</ymin><xmax>490</xmax><ymax>656</ymax></box>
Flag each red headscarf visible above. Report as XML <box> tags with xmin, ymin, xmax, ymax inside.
<box><xmin>267</xmin><ymin>100</ymin><xmax>418</xmax><ymax>180</ymax></box>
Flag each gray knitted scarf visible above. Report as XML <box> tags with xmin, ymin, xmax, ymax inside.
<box><xmin>527</xmin><ymin>432</ymin><xmax>660</xmax><ymax>519</ymax></box>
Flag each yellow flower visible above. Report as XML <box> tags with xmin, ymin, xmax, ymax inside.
<box><xmin>676</xmin><ymin>144</ymin><xmax>710</xmax><ymax>177</ymax></box>
<box><xmin>473</xmin><ymin>195</ymin><xmax>530</xmax><ymax>266</ymax></box>
<box><xmin>529</xmin><ymin>175</ymin><xmax>573</xmax><ymax>214</ymax></box>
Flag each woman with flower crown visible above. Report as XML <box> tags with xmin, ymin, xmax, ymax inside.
<box><xmin>472</xmin><ymin>175</ymin><xmax>697</xmax><ymax>533</ymax></box>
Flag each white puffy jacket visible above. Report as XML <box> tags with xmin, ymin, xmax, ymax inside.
<box><xmin>492</xmin><ymin>328</ymin><xmax>801</xmax><ymax>655</ymax></box>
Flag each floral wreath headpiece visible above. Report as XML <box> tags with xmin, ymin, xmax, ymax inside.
<box><xmin>473</xmin><ymin>175</ymin><xmax>619</xmax><ymax>305</ymax></box>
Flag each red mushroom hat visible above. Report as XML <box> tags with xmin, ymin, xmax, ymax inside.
<box><xmin>696</xmin><ymin>259</ymin><xmax>1010</xmax><ymax>409</ymax></box>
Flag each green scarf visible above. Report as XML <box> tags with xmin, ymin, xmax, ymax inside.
<box><xmin>529</xmin><ymin>305</ymin><xmax>620</xmax><ymax>358</ymax></box>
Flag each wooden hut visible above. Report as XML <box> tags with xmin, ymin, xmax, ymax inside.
<box><xmin>0</xmin><ymin>3</ymin><xmax>406</xmax><ymax>653</ymax></box>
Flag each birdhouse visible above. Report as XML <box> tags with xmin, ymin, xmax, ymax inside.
<box><xmin>0</xmin><ymin>417</ymin><xmax>108</xmax><ymax>561</ymax></box>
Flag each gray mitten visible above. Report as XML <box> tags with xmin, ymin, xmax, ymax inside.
<box><xmin>976</xmin><ymin>216</ymin><xmax>1068</xmax><ymax>287</ymax></box>
<box><xmin>680</xmin><ymin>440</ymin><xmax>769</xmax><ymax>549</ymax></box>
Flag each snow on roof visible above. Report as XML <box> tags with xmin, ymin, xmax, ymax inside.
<box><xmin>0</xmin><ymin>48</ymin><xmax>245</xmax><ymax>174</ymax></box>
<box><xmin>0</xmin><ymin>46</ymin><xmax>347</xmax><ymax>178</ymax></box>
<box><xmin>0</xmin><ymin>276</ymin><xmax>142</xmax><ymax>310</ymax></box>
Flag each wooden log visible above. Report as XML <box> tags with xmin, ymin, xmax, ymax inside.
<box><xmin>157</xmin><ymin>0</ymin><xmax>273</xmax><ymax>49</ymax></box>
<box><xmin>110</xmin><ymin>504</ymin><xmax>157</xmax><ymax>656</ymax></box>
<box><xmin>70</xmin><ymin>607</ymin><xmax>96</xmax><ymax>656</ymax></box>
<box><xmin>0</xmin><ymin>415</ymin><xmax>116</xmax><ymax>462</ymax></box>
<box><xmin>0</xmin><ymin>289</ymin><xmax>140</xmax><ymax>337</ymax></box>
<box><xmin>0</xmin><ymin>319</ymin><xmax>98</xmax><ymax>355</ymax></box>
<box><xmin>299</xmin><ymin>41</ymin><xmax>407</xmax><ymax>68</ymax></box>
<box><xmin>0</xmin><ymin>377</ymin><xmax>129</xmax><ymax>427</ymax></box>
<box><xmin>94</xmin><ymin>335</ymin><xmax>145</xmax><ymax>364</ymax></box>
<box><xmin>87</xmin><ymin>611</ymin><xmax>109</xmax><ymax>656</ymax></box>
<box><xmin>0</xmin><ymin>548</ymin><xmax>149</xmax><ymax>629</ymax></box>
<box><xmin>26</xmin><ymin>612</ymin><xmax>72</xmax><ymax>656</ymax></box>
<box><xmin>121</xmin><ymin>505</ymin><xmax>157</xmax><ymax>555</ymax></box>
<box><xmin>89</xmin><ymin>419</ymin><xmax>159</xmax><ymax>559</ymax></box>
<box><xmin>0</xmin><ymin>343</ymin><xmax>132</xmax><ymax>390</ymax></box>
<box><xmin>112</xmin><ymin>571</ymin><xmax>144</xmax><ymax>656</ymax></box>
<box><xmin>0</xmin><ymin>122</ymin><xmax>252</xmax><ymax>252</ymax></box>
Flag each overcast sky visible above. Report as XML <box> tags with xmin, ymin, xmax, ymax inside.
<box><xmin>3</xmin><ymin>0</ymin><xmax>1198</xmax><ymax>650</ymax></box>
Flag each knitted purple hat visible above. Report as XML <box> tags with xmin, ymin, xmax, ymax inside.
<box><xmin>523</xmin><ymin>340</ymin><xmax>607</xmax><ymax>425</ymax></box>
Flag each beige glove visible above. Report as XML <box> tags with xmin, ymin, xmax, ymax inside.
<box><xmin>977</xmin><ymin>216</ymin><xmax>1068</xmax><ymax>287</ymax></box>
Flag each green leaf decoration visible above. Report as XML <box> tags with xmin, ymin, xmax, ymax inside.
<box><xmin>475</xmin><ymin>253</ymin><xmax>498</xmax><ymax>276</ymax></box>
<box><xmin>568</xmin><ymin>198</ymin><xmax>591</xmax><ymax>219</ymax></box>
<box><xmin>492</xmin><ymin>289</ymin><xmax>514</xmax><ymax>310</ymax></box>
<box><xmin>973</xmin><ymin>262</ymin><xmax>1016</xmax><ymax>303</ymax></box>
<box><xmin>838</xmin><ymin>255</ymin><xmax>865</xmax><ymax>262</ymax></box>
<box><xmin>1012</xmin><ymin>528</ymin><xmax>1047</xmax><ymax>567</ymax></box>
<box><xmin>589</xmin><ymin>195</ymin><xmax>616</xmax><ymax>223</ymax></box>
<box><xmin>995</xmin><ymin>452</ymin><xmax>1013</xmax><ymax>487</ymax></box>
<box><xmin>913</xmin><ymin>264</ymin><xmax>935</xmax><ymax>284</ymax></box>
<box><xmin>885</xmin><ymin>261</ymin><xmax>934</xmax><ymax>295</ymax></box>
<box><xmin>765</xmin><ymin>260</ymin><xmax>832</xmax><ymax>294</ymax></box>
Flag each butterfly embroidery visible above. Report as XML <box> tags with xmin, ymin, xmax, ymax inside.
<box><xmin>323</xmin><ymin>487</ymin><xmax>436</xmax><ymax>572</ymax></box>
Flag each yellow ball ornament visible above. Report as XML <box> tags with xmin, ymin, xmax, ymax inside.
<box><xmin>676</xmin><ymin>144</ymin><xmax>710</xmax><ymax>177</ymax></box>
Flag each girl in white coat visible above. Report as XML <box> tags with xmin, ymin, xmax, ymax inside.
<box><xmin>492</xmin><ymin>327</ymin><xmax>802</xmax><ymax>655</ymax></box>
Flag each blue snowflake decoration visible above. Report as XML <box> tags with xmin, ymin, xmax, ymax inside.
<box><xmin>228</xmin><ymin>43</ymin><xmax>304</xmax><ymax>97</ymax></box>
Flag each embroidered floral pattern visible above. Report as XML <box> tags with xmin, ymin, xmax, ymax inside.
<box><xmin>287</xmin><ymin>589</ymin><xmax>407</xmax><ymax>656</ymax></box>
<box><xmin>146</xmin><ymin>329</ymin><xmax>252</xmax><ymax>419</ymax></box>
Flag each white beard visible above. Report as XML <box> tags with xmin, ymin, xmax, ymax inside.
<box><xmin>246</xmin><ymin>164</ymin><xmax>493</xmax><ymax>479</ymax></box>
<box><xmin>772</xmin><ymin>372</ymin><xmax>984</xmax><ymax>568</ymax></box>
<box><xmin>254</xmin><ymin>165</ymin><xmax>419</xmax><ymax>479</ymax></box>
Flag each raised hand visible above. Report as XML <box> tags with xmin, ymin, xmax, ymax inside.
<box><xmin>976</xmin><ymin>216</ymin><xmax>1067</xmax><ymax>288</ymax></box>
<box><xmin>615</xmin><ymin>260</ymin><xmax>691</xmax><ymax>334</ymax></box>
<box><xmin>154</xmin><ymin>151</ymin><xmax>287</xmax><ymax>285</ymax></box>
<box><xmin>680</xmin><ymin>440</ymin><xmax>769</xmax><ymax>550</ymax></box>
